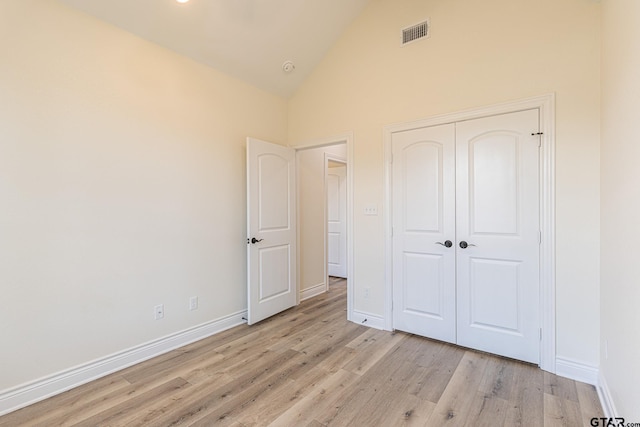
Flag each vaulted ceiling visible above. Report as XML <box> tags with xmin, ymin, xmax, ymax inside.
<box><xmin>57</xmin><ymin>0</ymin><xmax>372</xmax><ymax>98</ymax></box>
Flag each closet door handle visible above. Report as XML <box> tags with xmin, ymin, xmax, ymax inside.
<box><xmin>459</xmin><ymin>241</ymin><xmax>476</xmax><ymax>249</ymax></box>
<box><xmin>435</xmin><ymin>240</ymin><xmax>453</xmax><ymax>248</ymax></box>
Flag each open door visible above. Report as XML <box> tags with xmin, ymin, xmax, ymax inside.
<box><xmin>246</xmin><ymin>137</ymin><xmax>297</xmax><ymax>325</ymax></box>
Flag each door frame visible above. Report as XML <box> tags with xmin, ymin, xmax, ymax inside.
<box><xmin>325</xmin><ymin>154</ymin><xmax>347</xmax><ymax>284</ymax></box>
<box><xmin>383</xmin><ymin>94</ymin><xmax>556</xmax><ymax>373</ymax></box>
<box><xmin>293</xmin><ymin>133</ymin><xmax>355</xmax><ymax>321</ymax></box>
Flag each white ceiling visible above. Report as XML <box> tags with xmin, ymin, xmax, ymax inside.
<box><xmin>58</xmin><ymin>0</ymin><xmax>372</xmax><ymax>98</ymax></box>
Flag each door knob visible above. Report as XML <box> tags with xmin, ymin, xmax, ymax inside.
<box><xmin>435</xmin><ymin>240</ymin><xmax>453</xmax><ymax>248</ymax></box>
<box><xmin>459</xmin><ymin>241</ymin><xmax>476</xmax><ymax>249</ymax></box>
<box><xmin>250</xmin><ymin>237</ymin><xmax>263</xmax><ymax>244</ymax></box>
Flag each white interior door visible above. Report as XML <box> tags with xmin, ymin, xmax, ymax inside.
<box><xmin>247</xmin><ymin>137</ymin><xmax>297</xmax><ymax>325</ymax></box>
<box><xmin>392</xmin><ymin>124</ymin><xmax>457</xmax><ymax>343</ymax></box>
<box><xmin>327</xmin><ymin>164</ymin><xmax>347</xmax><ymax>278</ymax></box>
<box><xmin>455</xmin><ymin>110</ymin><xmax>540</xmax><ymax>363</ymax></box>
<box><xmin>391</xmin><ymin>109</ymin><xmax>541</xmax><ymax>364</ymax></box>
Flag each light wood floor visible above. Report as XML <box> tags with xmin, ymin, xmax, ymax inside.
<box><xmin>1</xmin><ymin>278</ymin><xmax>602</xmax><ymax>426</ymax></box>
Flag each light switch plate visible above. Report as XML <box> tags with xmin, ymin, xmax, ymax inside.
<box><xmin>364</xmin><ymin>205</ymin><xmax>378</xmax><ymax>216</ymax></box>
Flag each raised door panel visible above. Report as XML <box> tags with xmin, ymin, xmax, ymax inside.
<box><xmin>259</xmin><ymin>245</ymin><xmax>292</xmax><ymax>301</ymax></box>
<box><xmin>403</xmin><ymin>143</ymin><xmax>442</xmax><ymax>233</ymax></box>
<box><xmin>402</xmin><ymin>252</ymin><xmax>445</xmax><ymax>319</ymax></box>
<box><xmin>469</xmin><ymin>134</ymin><xmax>519</xmax><ymax>235</ymax></box>
<box><xmin>258</xmin><ymin>154</ymin><xmax>291</xmax><ymax>231</ymax></box>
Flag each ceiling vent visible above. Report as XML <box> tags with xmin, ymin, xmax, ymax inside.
<box><xmin>401</xmin><ymin>19</ymin><xmax>430</xmax><ymax>46</ymax></box>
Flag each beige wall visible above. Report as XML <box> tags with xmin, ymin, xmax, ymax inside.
<box><xmin>600</xmin><ymin>0</ymin><xmax>640</xmax><ymax>418</ymax></box>
<box><xmin>3</xmin><ymin>0</ymin><xmax>624</xmax><ymax>411</ymax></box>
<box><xmin>289</xmin><ymin>0</ymin><xmax>601</xmax><ymax>366</ymax></box>
<box><xmin>298</xmin><ymin>144</ymin><xmax>347</xmax><ymax>297</ymax></box>
<box><xmin>0</xmin><ymin>0</ymin><xmax>287</xmax><ymax>390</ymax></box>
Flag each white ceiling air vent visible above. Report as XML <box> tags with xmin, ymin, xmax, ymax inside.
<box><xmin>401</xmin><ymin>19</ymin><xmax>430</xmax><ymax>46</ymax></box>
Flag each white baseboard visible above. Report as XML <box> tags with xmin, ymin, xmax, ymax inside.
<box><xmin>350</xmin><ymin>310</ymin><xmax>385</xmax><ymax>330</ymax></box>
<box><xmin>555</xmin><ymin>356</ymin><xmax>599</xmax><ymax>385</ymax></box>
<box><xmin>0</xmin><ymin>310</ymin><xmax>247</xmax><ymax>417</ymax></box>
<box><xmin>597</xmin><ymin>370</ymin><xmax>618</xmax><ymax>418</ymax></box>
<box><xmin>300</xmin><ymin>282</ymin><xmax>327</xmax><ymax>301</ymax></box>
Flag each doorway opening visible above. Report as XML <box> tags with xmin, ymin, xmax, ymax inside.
<box><xmin>297</xmin><ymin>144</ymin><xmax>347</xmax><ymax>298</ymax></box>
<box><xmin>294</xmin><ymin>133</ymin><xmax>354</xmax><ymax>322</ymax></box>
<box><xmin>326</xmin><ymin>156</ymin><xmax>348</xmax><ymax>290</ymax></box>
<box><xmin>246</xmin><ymin>133</ymin><xmax>354</xmax><ymax>326</ymax></box>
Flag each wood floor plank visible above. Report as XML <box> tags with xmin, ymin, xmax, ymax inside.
<box><xmin>299</xmin><ymin>288</ymin><xmax>347</xmax><ymax>315</ymax></box>
<box><xmin>410</xmin><ymin>341</ymin><xmax>465</xmax><ymax>404</ymax></box>
<box><xmin>464</xmin><ymin>391</ymin><xmax>510</xmax><ymax>427</ymax></box>
<box><xmin>504</xmin><ymin>361</ymin><xmax>544</xmax><ymax>427</ymax></box>
<box><xmin>0</xmin><ymin>375</ymin><xmax>131</xmax><ymax>427</ymax></box>
<box><xmin>0</xmin><ymin>279</ymin><xmax>603</xmax><ymax>427</ymax></box>
<box><xmin>345</xmin><ymin>327</ymin><xmax>389</xmax><ymax>349</ymax></box>
<box><xmin>73</xmin><ymin>378</ymin><xmax>191</xmax><ymax>427</ymax></box>
<box><xmin>426</xmin><ymin>351</ymin><xmax>490</xmax><ymax>426</ymax></box>
<box><xmin>319</xmin><ymin>334</ymin><xmax>425</xmax><ymax>426</ymax></box>
<box><xmin>188</xmin><ymin>353</ymin><xmax>327</xmax><ymax>426</ymax></box>
<box><xmin>232</xmin><ymin>366</ymin><xmax>329</xmax><ymax>426</ymax></box>
<box><xmin>200</xmin><ymin>325</ymin><xmax>367</xmax><ymax>425</ymax></box>
<box><xmin>342</xmin><ymin>330</ymin><xmax>407</xmax><ymax>375</ymax></box>
<box><xmin>375</xmin><ymin>394</ymin><xmax>437</xmax><ymax>427</ymax></box>
<box><xmin>141</xmin><ymin>350</ymin><xmax>302</xmax><ymax>427</ymax></box>
<box><xmin>313</xmin><ymin>343</ymin><xmax>358</xmax><ymax>374</ymax></box>
<box><xmin>267</xmin><ymin>368</ymin><xmax>360</xmax><ymax>427</ymax></box>
<box><xmin>290</xmin><ymin>313</ymin><xmax>362</xmax><ymax>354</ymax></box>
<box><xmin>285</xmin><ymin>324</ymin><xmax>366</xmax><ymax>381</ymax></box>
<box><xmin>118</xmin><ymin>324</ymin><xmax>253</xmax><ymax>384</ymax></box>
<box><xmin>266</xmin><ymin>308</ymin><xmax>347</xmax><ymax>353</ymax></box>
<box><xmin>544</xmin><ymin>371</ymin><xmax>580</xmax><ymax>402</ymax></box>
<box><xmin>576</xmin><ymin>381</ymin><xmax>604</xmax><ymax>425</ymax></box>
<box><xmin>544</xmin><ymin>392</ymin><xmax>583</xmax><ymax>427</ymax></box>
<box><xmin>478</xmin><ymin>356</ymin><xmax>517</xmax><ymax>401</ymax></box>
<box><xmin>345</xmin><ymin>341</ymin><xmax>435</xmax><ymax>426</ymax></box>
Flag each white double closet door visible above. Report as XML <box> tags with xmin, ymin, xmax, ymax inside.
<box><xmin>392</xmin><ymin>109</ymin><xmax>541</xmax><ymax>364</ymax></box>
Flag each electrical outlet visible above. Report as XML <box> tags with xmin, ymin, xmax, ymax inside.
<box><xmin>189</xmin><ymin>296</ymin><xmax>198</xmax><ymax>311</ymax></box>
<box><xmin>364</xmin><ymin>287</ymin><xmax>370</xmax><ymax>299</ymax></box>
<box><xmin>154</xmin><ymin>304</ymin><xmax>164</xmax><ymax>320</ymax></box>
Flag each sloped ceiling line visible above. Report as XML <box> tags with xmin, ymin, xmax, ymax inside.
<box><xmin>57</xmin><ymin>0</ymin><xmax>372</xmax><ymax>98</ymax></box>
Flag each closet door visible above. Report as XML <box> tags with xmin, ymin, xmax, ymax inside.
<box><xmin>455</xmin><ymin>109</ymin><xmax>541</xmax><ymax>363</ymax></box>
<box><xmin>392</xmin><ymin>124</ymin><xmax>456</xmax><ymax>343</ymax></box>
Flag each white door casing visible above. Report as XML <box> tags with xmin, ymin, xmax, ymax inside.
<box><xmin>247</xmin><ymin>137</ymin><xmax>297</xmax><ymax>325</ymax></box>
<box><xmin>390</xmin><ymin>109</ymin><xmax>542</xmax><ymax>364</ymax></box>
<box><xmin>455</xmin><ymin>110</ymin><xmax>540</xmax><ymax>363</ymax></box>
<box><xmin>327</xmin><ymin>164</ymin><xmax>347</xmax><ymax>278</ymax></box>
<box><xmin>392</xmin><ymin>124</ymin><xmax>457</xmax><ymax>343</ymax></box>
<box><xmin>384</xmin><ymin>95</ymin><xmax>555</xmax><ymax>371</ymax></box>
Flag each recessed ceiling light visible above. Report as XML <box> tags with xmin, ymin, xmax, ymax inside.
<box><xmin>176</xmin><ymin>0</ymin><xmax>189</xmax><ymax>3</ymax></box>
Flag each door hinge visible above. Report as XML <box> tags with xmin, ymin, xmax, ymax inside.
<box><xmin>532</xmin><ymin>131</ymin><xmax>543</xmax><ymax>147</ymax></box>
<box><xmin>391</xmin><ymin>227</ymin><xmax>394</xmax><ymax>238</ymax></box>
<box><xmin>539</xmin><ymin>230</ymin><xmax>542</xmax><ymax>245</ymax></box>
<box><xmin>540</xmin><ymin>328</ymin><xmax>543</xmax><ymax>341</ymax></box>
